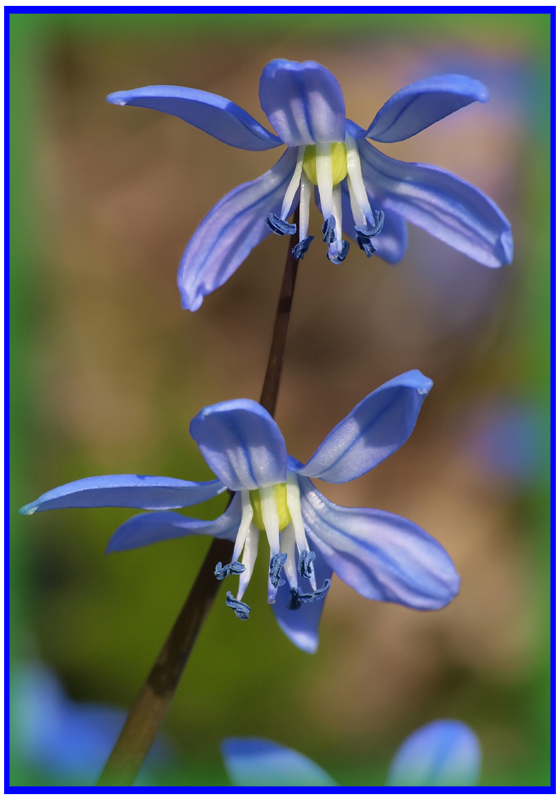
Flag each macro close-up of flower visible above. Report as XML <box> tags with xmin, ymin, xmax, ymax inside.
<box><xmin>10</xmin><ymin>10</ymin><xmax>551</xmax><ymax>791</ymax></box>
<box><xmin>108</xmin><ymin>58</ymin><xmax>513</xmax><ymax>311</ymax></box>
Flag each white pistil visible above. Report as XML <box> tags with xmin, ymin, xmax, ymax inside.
<box><xmin>280</xmin><ymin>523</ymin><xmax>299</xmax><ymax>590</ymax></box>
<box><xmin>259</xmin><ymin>485</ymin><xmax>280</xmax><ymax>557</ymax></box>
<box><xmin>280</xmin><ymin>145</ymin><xmax>305</xmax><ymax>221</ymax></box>
<box><xmin>237</xmin><ymin>524</ymin><xmax>259</xmax><ymax>601</ymax></box>
<box><xmin>298</xmin><ymin>173</ymin><xmax>313</xmax><ymax>240</ymax></box>
<box><xmin>345</xmin><ymin>133</ymin><xmax>375</xmax><ymax>228</ymax></box>
<box><xmin>316</xmin><ymin>143</ymin><xmax>334</xmax><ymax>219</ymax></box>
<box><xmin>232</xmin><ymin>489</ymin><xmax>254</xmax><ymax>563</ymax></box>
<box><xmin>286</xmin><ymin>472</ymin><xmax>317</xmax><ymax>591</ymax></box>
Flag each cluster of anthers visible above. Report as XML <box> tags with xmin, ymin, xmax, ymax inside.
<box><xmin>215</xmin><ymin>474</ymin><xmax>330</xmax><ymax>621</ymax></box>
<box><xmin>265</xmin><ymin>138</ymin><xmax>385</xmax><ymax>264</ymax></box>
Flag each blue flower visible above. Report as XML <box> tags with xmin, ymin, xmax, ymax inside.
<box><xmin>20</xmin><ymin>370</ymin><xmax>459</xmax><ymax>653</ymax></box>
<box><xmin>222</xmin><ymin>720</ymin><xmax>481</xmax><ymax>787</ymax></box>
<box><xmin>387</xmin><ymin>719</ymin><xmax>482</xmax><ymax>787</ymax></box>
<box><xmin>108</xmin><ymin>59</ymin><xmax>513</xmax><ymax>311</ymax></box>
<box><xmin>12</xmin><ymin>662</ymin><xmax>170</xmax><ymax>785</ymax></box>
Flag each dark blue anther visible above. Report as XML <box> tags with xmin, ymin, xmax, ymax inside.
<box><xmin>226</xmin><ymin>591</ymin><xmax>251</xmax><ymax>620</ymax></box>
<box><xmin>269</xmin><ymin>552</ymin><xmax>287</xmax><ymax>588</ymax></box>
<box><xmin>327</xmin><ymin>241</ymin><xmax>350</xmax><ymax>264</ymax></box>
<box><xmin>298</xmin><ymin>550</ymin><xmax>316</xmax><ymax>579</ymax></box>
<box><xmin>215</xmin><ymin>561</ymin><xmax>246</xmax><ymax>580</ymax></box>
<box><xmin>266</xmin><ymin>213</ymin><xmax>297</xmax><ymax>236</ymax></box>
<box><xmin>355</xmin><ymin>209</ymin><xmax>385</xmax><ymax>247</ymax></box>
<box><xmin>287</xmin><ymin>579</ymin><xmax>331</xmax><ymax>610</ymax></box>
<box><xmin>322</xmin><ymin>215</ymin><xmax>336</xmax><ymax>244</ymax></box>
<box><xmin>292</xmin><ymin>236</ymin><xmax>314</xmax><ymax>261</ymax></box>
<box><xmin>355</xmin><ymin>231</ymin><xmax>377</xmax><ymax>258</ymax></box>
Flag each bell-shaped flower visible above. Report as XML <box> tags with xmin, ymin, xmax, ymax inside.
<box><xmin>108</xmin><ymin>59</ymin><xmax>513</xmax><ymax>311</ymax></box>
<box><xmin>20</xmin><ymin>370</ymin><xmax>459</xmax><ymax>653</ymax></box>
<box><xmin>221</xmin><ymin>720</ymin><xmax>481</xmax><ymax>787</ymax></box>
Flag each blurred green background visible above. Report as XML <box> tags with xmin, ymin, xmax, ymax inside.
<box><xmin>9</xmin><ymin>11</ymin><xmax>551</xmax><ymax>788</ymax></box>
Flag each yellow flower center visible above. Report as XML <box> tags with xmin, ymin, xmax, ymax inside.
<box><xmin>249</xmin><ymin>483</ymin><xmax>292</xmax><ymax>532</ymax></box>
<box><xmin>302</xmin><ymin>142</ymin><xmax>348</xmax><ymax>186</ymax></box>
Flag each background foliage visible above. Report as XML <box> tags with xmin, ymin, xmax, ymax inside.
<box><xmin>10</xmin><ymin>11</ymin><xmax>551</xmax><ymax>787</ymax></box>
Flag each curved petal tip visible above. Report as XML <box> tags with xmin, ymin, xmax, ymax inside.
<box><xmin>106</xmin><ymin>91</ymin><xmax>127</xmax><ymax>106</ymax></box>
<box><xmin>19</xmin><ymin>503</ymin><xmax>36</xmax><ymax>516</ymax></box>
<box><xmin>500</xmin><ymin>228</ymin><xmax>514</xmax><ymax>265</ymax></box>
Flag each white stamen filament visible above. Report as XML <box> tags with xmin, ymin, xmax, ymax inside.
<box><xmin>332</xmin><ymin>184</ymin><xmax>343</xmax><ymax>248</ymax></box>
<box><xmin>298</xmin><ymin>173</ymin><xmax>313</xmax><ymax>240</ymax></box>
<box><xmin>345</xmin><ymin>133</ymin><xmax>375</xmax><ymax>229</ymax></box>
<box><xmin>286</xmin><ymin>472</ymin><xmax>317</xmax><ymax>591</ymax></box>
<box><xmin>280</xmin><ymin>145</ymin><xmax>305</xmax><ymax>221</ymax></box>
<box><xmin>347</xmin><ymin>177</ymin><xmax>368</xmax><ymax>230</ymax></box>
<box><xmin>316</xmin><ymin>142</ymin><xmax>334</xmax><ymax>219</ymax></box>
<box><xmin>236</xmin><ymin>524</ymin><xmax>259</xmax><ymax>600</ymax></box>
<box><xmin>232</xmin><ymin>490</ymin><xmax>254</xmax><ymax>562</ymax></box>
<box><xmin>280</xmin><ymin>523</ymin><xmax>299</xmax><ymax>590</ymax></box>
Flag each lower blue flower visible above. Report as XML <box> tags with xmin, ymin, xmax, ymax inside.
<box><xmin>20</xmin><ymin>370</ymin><xmax>459</xmax><ymax>653</ymax></box>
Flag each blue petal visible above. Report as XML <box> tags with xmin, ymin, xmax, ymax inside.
<box><xmin>189</xmin><ymin>400</ymin><xmax>287</xmax><ymax>491</ymax></box>
<box><xmin>178</xmin><ymin>148</ymin><xmax>298</xmax><ymax>311</ymax></box>
<box><xmin>107</xmin><ymin>493</ymin><xmax>241</xmax><ymax>552</ymax></box>
<box><xmin>107</xmin><ymin>86</ymin><xmax>281</xmax><ymax>151</ymax></box>
<box><xmin>19</xmin><ymin>475</ymin><xmax>226</xmax><ymax>515</ymax></box>
<box><xmin>271</xmin><ymin>546</ymin><xmax>332</xmax><ymax>654</ymax></box>
<box><xmin>366</xmin><ymin>75</ymin><xmax>489</xmax><ymax>143</ymax></box>
<box><xmin>298</xmin><ymin>371</ymin><xmax>432</xmax><ymax>484</ymax></box>
<box><xmin>259</xmin><ymin>59</ymin><xmax>346</xmax><ymax>146</ymax></box>
<box><xmin>299</xmin><ymin>477</ymin><xmax>460</xmax><ymax>609</ymax></box>
<box><xmin>340</xmin><ymin>182</ymin><xmax>408</xmax><ymax>264</ymax></box>
<box><xmin>221</xmin><ymin>738</ymin><xmax>337</xmax><ymax>787</ymax></box>
<box><xmin>388</xmin><ymin>720</ymin><xmax>481</xmax><ymax>786</ymax></box>
<box><xmin>358</xmin><ymin>138</ymin><xmax>513</xmax><ymax>268</ymax></box>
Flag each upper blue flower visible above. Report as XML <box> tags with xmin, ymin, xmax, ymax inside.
<box><xmin>107</xmin><ymin>59</ymin><xmax>513</xmax><ymax>311</ymax></box>
<box><xmin>20</xmin><ymin>370</ymin><xmax>459</xmax><ymax>653</ymax></box>
<box><xmin>221</xmin><ymin>720</ymin><xmax>481</xmax><ymax>786</ymax></box>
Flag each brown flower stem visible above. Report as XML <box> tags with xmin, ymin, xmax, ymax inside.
<box><xmin>259</xmin><ymin>224</ymin><xmax>300</xmax><ymax>416</ymax></box>
<box><xmin>97</xmin><ymin>218</ymin><xmax>300</xmax><ymax>787</ymax></box>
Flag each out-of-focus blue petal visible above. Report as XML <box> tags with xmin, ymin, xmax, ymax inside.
<box><xmin>178</xmin><ymin>148</ymin><xmax>298</xmax><ymax>311</ymax></box>
<box><xmin>271</xmin><ymin>545</ymin><xmax>332</xmax><ymax>654</ymax></box>
<box><xmin>297</xmin><ymin>371</ymin><xmax>432</xmax><ymax>484</ymax></box>
<box><xmin>259</xmin><ymin>59</ymin><xmax>346</xmax><ymax>146</ymax></box>
<box><xmin>388</xmin><ymin>720</ymin><xmax>481</xmax><ymax>786</ymax></box>
<box><xmin>358</xmin><ymin>139</ymin><xmax>513</xmax><ymax>268</ymax></box>
<box><xmin>366</xmin><ymin>75</ymin><xmax>488</xmax><ymax>143</ymax></box>
<box><xmin>19</xmin><ymin>475</ymin><xmax>226</xmax><ymax>515</ymax></box>
<box><xmin>190</xmin><ymin>400</ymin><xmax>287</xmax><ymax>491</ymax></box>
<box><xmin>299</xmin><ymin>477</ymin><xmax>460</xmax><ymax>609</ymax></box>
<box><xmin>221</xmin><ymin>738</ymin><xmax>337</xmax><ymax>787</ymax></box>
<box><xmin>107</xmin><ymin>494</ymin><xmax>241</xmax><ymax>552</ymax></box>
<box><xmin>15</xmin><ymin>662</ymin><xmax>170</xmax><ymax>784</ymax></box>
<box><xmin>340</xmin><ymin>183</ymin><xmax>408</xmax><ymax>264</ymax></box>
<box><xmin>107</xmin><ymin>86</ymin><xmax>281</xmax><ymax>151</ymax></box>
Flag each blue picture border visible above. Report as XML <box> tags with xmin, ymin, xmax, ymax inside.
<box><xmin>5</xmin><ymin>4</ymin><xmax>556</xmax><ymax>794</ymax></box>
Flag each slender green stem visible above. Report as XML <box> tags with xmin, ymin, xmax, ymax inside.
<box><xmin>97</xmin><ymin>219</ymin><xmax>300</xmax><ymax>787</ymax></box>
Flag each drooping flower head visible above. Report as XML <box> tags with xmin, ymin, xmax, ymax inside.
<box><xmin>108</xmin><ymin>59</ymin><xmax>513</xmax><ymax>311</ymax></box>
<box><xmin>20</xmin><ymin>371</ymin><xmax>459</xmax><ymax>653</ymax></box>
<box><xmin>221</xmin><ymin>720</ymin><xmax>481</xmax><ymax>787</ymax></box>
